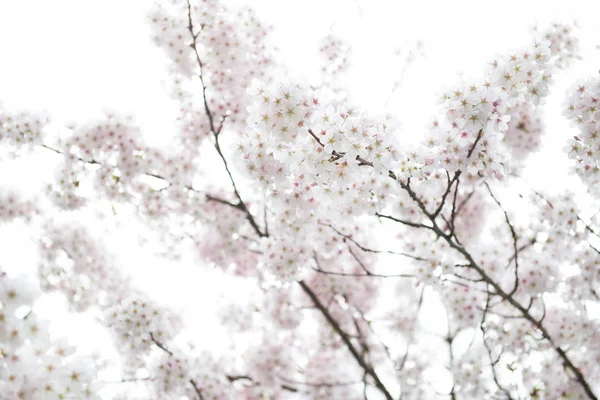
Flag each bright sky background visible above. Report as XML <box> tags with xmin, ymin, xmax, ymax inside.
<box><xmin>1</xmin><ymin>0</ymin><xmax>600</xmax><ymax>397</ymax></box>
<box><xmin>2</xmin><ymin>0</ymin><xmax>600</xmax><ymax>183</ymax></box>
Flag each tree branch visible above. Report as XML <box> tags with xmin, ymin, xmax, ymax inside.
<box><xmin>298</xmin><ymin>280</ymin><xmax>394</xmax><ymax>400</ymax></box>
<box><xmin>398</xmin><ymin>182</ymin><xmax>598</xmax><ymax>400</ymax></box>
<box><xmin>321</xmin><ymin>222</ymin><xmax>432</xmax><ymax>262</ymax></box>
<box><xmin>186</xmin><ymin>0</ymin><xmax>266</xmax><ymax>238</ymax></box>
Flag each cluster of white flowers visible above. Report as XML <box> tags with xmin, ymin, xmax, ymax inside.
<box><xmin>503</xmin><ymin>103</ymin><xmax>544</xmax><ymax>162</ymax></box>
<box><xmin>318</xmin><ymin>34</ymin><xmax>351</xmax><ymax>85</ymax></box>
<box><xmin>302</xmin><ymin>350</ymin><xmax>363</xmax><ymax>399</ymax></box>
<box><xmin>38</xmin><ymin>218</ymin><xmax>131</xmax><ymax>311</ymax></box>
<box><xmin>0</xmin><ymin>106</ymin><xmax>48</xmax><ymax>155</ymax></box>
<box><xmin>47</xmin><ymin>113</ymin><xmax>200</xmax><ymax>210</ymax></box>
<box><xmin>261</xmin><ymin>287</ymin><xmax>302</xmax><ymax>330</ymax></box>
<box><xmin>422</xmin><ymin>23</ymin><xmax>578</xmax><ymax>185</ymax></box>
<box><xmin>234</xmin><ymin>79</ymin><xmax>408</xmax><ymax>280</ymax></box>
<box><xmin>244</xmin><ymin>340</ymin><xmax>292</xmax><ymax>388</ymax></box>
<box><xmin>0</xmin><ymin>186</ymin><xmax>38</xmax><ymax>222</ymax></box>
<box><xmin>571</xmin><ymin>248</ymin><xmax>600</xmax><ymax>297</ymax></box>
<box><xmin>484</xmin><ymin>318</ymin><xmax>537</xmax><ymax>354</ymax></box>
<box><xmin>544</xmin><ymin>306</ymin><xmax>596</xmax><ymax>348</ymax></box>
<box><xmin>0</xmin><ymin>271</ymin><xmax>99</xmax><ymax>400</ymax></box>
<box><xmin>451</xmin><ymin>349</ymin><xmax>490</xmax><ymax>396</ymax></box>
<box><xmin>191</xmin><ymin>191</ymin><xmax>261</xmax><ymax>276</ymax></box>
<box><xmin>532</xmin><ymin>191</ymin><xmax>586</xmax><ymax>261</ymax></box>
<box><xmin>562</xmin><ymin>76</ymin><xmax>600</xmax><ymax>196</ymax></box>
<box><xmin>533</xmin><ymin>22</ymin><xmax>580</xmax><ymax>70</ymax></box>
<box><xmin>514</xmin><ymin>253</ymin><xmax>559</xmax><ymax>295</ymax></box>
<box><xmin>104</xmin><ymin>295</ymin><xmax>178</xmax><ymax>372</ymax></box>
<box><xmin>258</xmin><ymin>236</ymin><xmax>310</xmax><ymax>282</ymax></box>
<box><xmin>382</xmin><ymin>280</ymin><xmax>421</xmax><ymax>337</ymax></box>
<box><xmin>153</xmin><ymin>350</ymin><xmax>231</xmax><ymax>400</ymax></box>
<box><xmin>441</xmin><ymin>284</ymin><xmax>486</xmax><ymax>328</ymax></box>
<box><xmin>522</xmin><ymin>353</ymin><xmax>594</xmax><ymax>399</ymax></box>
<box><xmin>306</xmin><ymin>257</ymin><xmax>378</xmax><ymax>306</ymax></box>
<box><xmin>217</xmin><ymin>301</ymin><xmax>255</xmax><ymax>331</ymax></box>
<box><xmin>149</xmin><ymin>0</ymin><xmax>273</xmax><ymax>132</ymax></box>
<box><xmin>46</xmin><ymin>149</ymin><xmax>88</xmax><ymax>210</ymax></box>
<box><xmin>240</xmin><ymin>80</ymin><xmax>402</xmax><ymax>215</ymax></box>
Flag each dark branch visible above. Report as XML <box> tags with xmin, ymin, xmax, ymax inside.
<box><xmin>466</xmin><ymin>129</ymin><xmax>484</xmax><ymax>159</ymax></box>
<box><xmin>190</xmin><ymin>379</ymin><xmax>205</xmax><ymax>400</ymax></box>
<box><xmin>186</xmin><ymin>0</ymin><xmax>266</xmax><ymax>238</ymax></box>
<box><xmin>321</xmin><ymin>222</ymin><xmax>432</xmax><ymax>262</ymax></box>
<box><xmin>298</xmin><ymin>280</ymin><xmax>394</xmax><ymax>400</ymax></box>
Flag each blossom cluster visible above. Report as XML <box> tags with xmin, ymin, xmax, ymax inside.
<box><xmin>0</xmin><ymin>106</ymin><xmax>48</xmax><ymax>156</ymax></box>
<box><xmin>244</xmin><ymin>340</ymin><xmax>293</xmax><ymax>390</ymax></box>
<box><xmin>301</xmin><ymin>350</ymin><xmax>363</xmax><ymax>399</ymax></box>
<box><xmin>537</xmin><ymin>191</ymin><xmax>583</xmax><ymax>238</ymax></box>
<box><xmin>422</xmin><ymin>23</ymin><xmax>578</xmax><ymax>185</ymax></box>
<box><xmin>103</xmin><ymin>294</ymin><xmax>178</xmax><ymax>372</ymax></box>
<box><xmin>191</xmin><ymin>191</ymin><xmax>260</xmax><ymax>276</ymax></box>
<box><xmin>0</xmin><ymin>271</ymin><xmax>98</xmax><ymax>400</ymax></box>
<box><xmin>239</xmin><ymin>80</ymin><xmax>402</xmax><ymax>215</ymax></box>
<box><xmin>562</xmin><ymin>76</ymin><xmax>600</xmax><ymax>196</ymax></box>
<box><xmin>233</xmin><ymin>79</ymin><xmax>409</xmax><ymax>280</ymax></box>
<box><xmin>0</xmin><ymin>186</ymin><xmax>39</xmax><ymax>222</ymax></box>
<box><xmin>503</xmin><ymin>103</ymin><xmax>544</xmax><ymax>163</ymax></box>
<box><xmin>47</xmin><ymin>113</ymin><xmax>200</xmax><ymax>210</ymax></box>
<box><xmin>544</xmin><ymin>306</ymin><xmax>597</xmax><ymax>348</ymax></box>
<box><xmin>451</xmin><ymin>348</ymin><xmax>492</xmax><ymax>396</ymax></box>
<box><xmin>441</xmin><ymin>284</ymin><xmax>486</xmax><ymax>327</ymax></box>
<box><xmin>38</xmin><ymin>218</ymin><xmax>131</xmax><ymax>312</ymax></box>
<box><xmin>533</xmin><ymin>22</ymin><xmax>580</xmax><ymax>69</ymax></box>
<box><xmin>569</xmin><ymin>247</ymin><xmax>600</xmax><ymax>302</ymax></box>
<box><xmin>149</xmin><ymin>0</ymin><xmax>273</xmax><ymax>133</ymax></box>
<box><xmin>150</xmin><ymin>349</ymin><xmax>230</xmax><ymax>400</ymax></box>
<box><xmin>318</xmin><ymin>33</ymin><xmax>352</xmax><ymax>88</ymax></box>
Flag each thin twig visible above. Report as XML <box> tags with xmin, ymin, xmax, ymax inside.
<box><xmin>186</xmin><ymin>0</ymin><xmax>266</xmax><ymax>238</ymax></box>
<box><xmin>321</xmin><ymin>222</ymin><xmax>432</xmax><ymax>262</ymax></box>
<box><xmin>485</xmin><ymin>182</ymin><xmax>521</xmax><ymax>296</ymax></box>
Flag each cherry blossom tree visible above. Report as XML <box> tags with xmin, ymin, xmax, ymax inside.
<box><xmin>1</xmin><ymin>1</ymin><xmax>600</xmax><ymax>399</ymax></box>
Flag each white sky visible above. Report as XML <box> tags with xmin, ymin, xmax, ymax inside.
<box><xmin>1</xmin><ymin>0</ymin><xmax>600</xmax><ymax>397</ymax></box>
<box><xmin>2</xmin><ymin>0</ymin><xmax>599</xmax><ymax>185</ymax></box>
